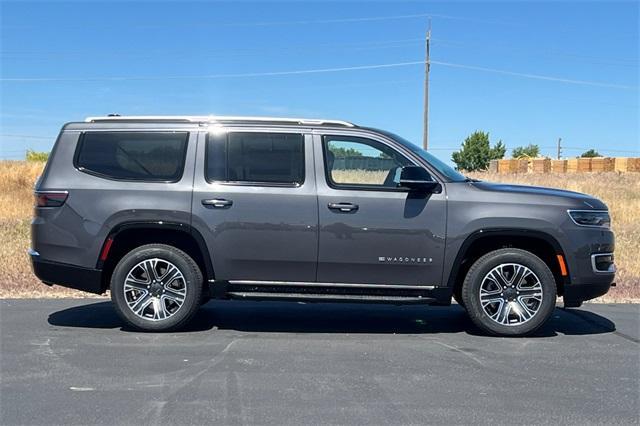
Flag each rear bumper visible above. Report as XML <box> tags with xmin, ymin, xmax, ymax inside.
<box><xmin>30</xmin><ymin>250</ymin><xmax>104</xmax><ymax>294</ymax></box>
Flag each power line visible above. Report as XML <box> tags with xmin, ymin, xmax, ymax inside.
<box><xmin>432</xmin><ymin>38</ymin><xmax>638</xmax><ymax>67</ymax></box>
<box><xmin>2</xmin><ymin>36</ymin><xmax>634</xmax><ymax>71</ymax></box>
<box><xmin>1</xmin><ymin>59</ymin><xmax>636</xmax><ymax>91</ymax></box>
<box><xmin>0</xmin><ymin>38</ymin><xmax>426</xmax><ymax>58</ymax></box>
<box><xmin>560</xmin><ymin>147</ymin><xmax>640</xmax><ymax>154</ymax></box>
<box><xmin>0</xmin><ymin>134</ymin><xmax>53</xmax><ymax>140</ymax></box>
<box><xmin>2</xmin><ymin>12</ymin><xmax>512</xmax><ymax>30</ymax></box>
<box><xmin>0</xmin><ymin>61</ymin><xmax>426</xmax><ymax>82</ymax></box>
<box><xmin>429</xmin><ymin>60</ymin><xmax>638</xmax><ymax>90</ymax></box>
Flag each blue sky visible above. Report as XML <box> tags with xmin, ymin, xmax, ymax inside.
<box><xmin>1</xmin><ymin>0</ymin><xmax>638</xmax><ymax>163</ymax></box>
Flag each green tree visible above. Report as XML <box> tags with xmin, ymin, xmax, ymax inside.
<box><xmin>451</xmin><ymin>131</ymin><xmax>506</xmax><ymax>171</ymax></box>
<box><xmin>580</xmin><ymin>149</ymin><xmax>601</xmax><ymax>158</ymax></box>
<box><xmin>512</xmin><ymin>144</ymin><xmax>540</xmax><ymax>158</ymax></box>
<box><xmin>26</xmin><ymin>149</ymin><xmax>50</xmax><ymax>162</ymax></box>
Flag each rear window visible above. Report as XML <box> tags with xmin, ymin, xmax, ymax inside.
<box><xmin>206</xmin><ymin>132</ymin><xmax>304</xmax><ymax>185</ymax></box>
<box><xmin>75</xmin><ymin>132</ymin><xmax>189</xmax><ymax>182</ymax></box>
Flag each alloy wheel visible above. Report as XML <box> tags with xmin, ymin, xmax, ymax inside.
<box><xmin>123</xmin><ymin>258</ymin><xmax>187</xmax><ymax>321</ymax></box>
<box><xmin>479</xmin><ymin>263</ymin><xmax>543</xmax><ymax>326</ymax></box>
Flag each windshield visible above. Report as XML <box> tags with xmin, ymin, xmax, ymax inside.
<box><xmin>372</xmin><ymin>129</ymin><xmax>467</xmax><ymax>182</ymax></box>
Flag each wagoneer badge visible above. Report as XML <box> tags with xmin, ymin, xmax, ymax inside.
<box><xmin>378</xmin><ymin>256</ymin><xmax>432</xmax><ymax>263</ymax></box>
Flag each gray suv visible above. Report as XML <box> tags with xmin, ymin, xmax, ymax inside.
<box><xmin>31</xmin><ymin>115</ymin><xmax>615</xmax><ymax>336</ymax></box>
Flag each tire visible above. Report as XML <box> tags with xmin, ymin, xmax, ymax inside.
<box><xmin>461</xmin><ymin>248</ymin><xmax>556</xmax><ymax>337</ymax></box>
<box><xmin>110</xmin><ymin>244</ymin><xmax>203</xmax><ymax>332</ymax></box>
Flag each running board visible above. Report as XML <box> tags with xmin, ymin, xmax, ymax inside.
<box><xmin>226</xmin><ymin>291</ymin><xmax>436</xmax><ymax>305</ymax></box>
<box><xmin>228</xmin><ymin>280</ymin><xmax>435</xmax><ymax>290</ymax></box>
<box><xmin>221</xmin><ymin>280</ymin><xmax>439</xmax><ymax>305</ymax></box>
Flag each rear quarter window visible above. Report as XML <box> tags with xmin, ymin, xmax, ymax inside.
<box><xmin>206</xmin><ymin>132</ymin><xmax>304</xmax><ymax>186</ymax></box>
<box><xmin>75</xmin><ymin>132</ymin><xmax>189</xmax><ymax>182</ymax></box>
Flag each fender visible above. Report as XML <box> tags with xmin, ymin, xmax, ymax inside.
<box><xmin>445</xmin><ymin>228</ymin><xmax>569</xmax><ymax>289</ymax></box>
<box><xmin>96</xmin><ymin>221</ymin><xmax>215</xmax><ymax>279</ymax></box>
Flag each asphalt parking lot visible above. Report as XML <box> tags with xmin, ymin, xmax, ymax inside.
<box><xmin>0</xmin><ymin>299</ymin><xmax>638</xmax><ymax>425</ymax></box>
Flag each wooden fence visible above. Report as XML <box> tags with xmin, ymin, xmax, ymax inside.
<box><xmin>490</xmin><ymin>157</ymin><xmax>640</xmax><ymax>174</ymax></box>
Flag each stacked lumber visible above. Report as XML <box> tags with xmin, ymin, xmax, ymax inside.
<box><xmin>591</xmin><ymin>157</ymin><xmax>615</xmax><ymax>172</ymax></box>
<box><xmin>488</xmin><ymin>157</ymin><xmax>638</xmax><ymax>174</ymax></box>
<box><xmin>516</xmin><ymin>159</ymin><xmax>529</xmax><ymax>173</ymax></box>
<box><xmin>498</xmin><ymin>159</ymin><xmax>518</xmax><ymax>173</ymax></box>
<box><xmin>567</xmin><ymin>158</ymin><xmax>592</xmax><ymax>173</ymax></box>
<box><xmin>615</xmin><ymin>157</ymin><xmax>640</xmax><ymax>172</ymax></box>
<box><xmin>551</xmin><ymin>160</ymin><xmax>567</xmax><ymax>173</ymax></box>
<box><xmin>530</xmin><ymin>158</ymin><xmax>551</xmax><ymax>173</ymax></box>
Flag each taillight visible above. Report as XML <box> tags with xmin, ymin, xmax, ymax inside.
<box><xmin>35</xmin><ymin>191</ymin><xmax>68</xmax><ymax>207</ymax></box>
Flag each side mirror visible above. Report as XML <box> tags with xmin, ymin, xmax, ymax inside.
<box><xmin>399</xmin><ymin>166</ymin><xmax>441</xmax><ymax>192</ymax></box>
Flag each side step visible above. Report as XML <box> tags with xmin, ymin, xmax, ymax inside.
<box><xmin>227</xmin><ymin>291</ymin><xmax>436</xmax><ymax>305</ymax></box>
<box><xmin>219</xmin><ymin>280</ymin><xmax>440</xmax><ymax>305</ymax></box>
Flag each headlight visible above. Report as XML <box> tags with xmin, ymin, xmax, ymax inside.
<box><xmin>568</xmin><ymin>210</ymin><xmax>611</xmax><ymax>228</ymax></box>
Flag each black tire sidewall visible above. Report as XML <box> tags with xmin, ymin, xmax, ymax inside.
<box><xmin>462</xmin><ymin>249</ymin><xmax>557</xmax><ymax>336</ymax></box>
<box><xmin>111</xmin><ymin>244</ymin><xmax>202</xmax><ymax>332</ymax></box>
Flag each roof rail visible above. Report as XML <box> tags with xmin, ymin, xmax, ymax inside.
<box><xmin>84</xmin><ymin>115</ymin><xmax>356</xmax><ymax>127</ymax></box>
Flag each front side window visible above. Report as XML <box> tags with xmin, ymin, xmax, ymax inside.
<box><xmin>75</xmin><ymin>132</ymin><xmax>189</xmax><ymax>182</ymax></box>
<box><xmin>323</xmin><ymin>135</ymin><xmax>412</xmax><ymax>189</ymax></box>
<box><xmin>207</xmin><ymin>132</ymin><xmax>304</xmax><ymax>185</ymax></box>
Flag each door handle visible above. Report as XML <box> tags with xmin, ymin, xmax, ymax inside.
<box><xmin>202</xmin><ymin>198</ymin><xmax>233</xmax><ymax>208</ymax></box>
<box><xmin>328</xmin><ymin>202</ymin><xmax>359</xmax><ymax>213</ymax></box>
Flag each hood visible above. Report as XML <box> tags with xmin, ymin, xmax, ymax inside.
<box><xmin>470</xmin><ymin>181</ymin><xmax>608</xmax><ymax>210</ymax></box>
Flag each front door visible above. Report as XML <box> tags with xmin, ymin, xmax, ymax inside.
<box><xmin>192</xmin><ymin>129</ymin><xmax>318</xmax><ymax>282</ymax></box>
<box><xmin>314</xmin><ymin>133</ymin><xmax>446</xmax><ymax>286</ymax></box>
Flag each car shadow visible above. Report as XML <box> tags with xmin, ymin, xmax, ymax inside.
<box><xmin>47</xmin><ymin>300</ymin><xmax>616</xmax><ymax>337</ymax></box>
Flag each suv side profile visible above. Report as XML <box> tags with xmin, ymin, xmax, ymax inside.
<box><xmin>31</xmin><ymin>116</ymin><xmax>615</xmax><ymax>336</ymax></box>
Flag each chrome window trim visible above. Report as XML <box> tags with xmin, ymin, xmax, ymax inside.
<box><xmin>204</xmin><ymin>130</ymin><xmax>306</xmax><ymax>188</ymax></box>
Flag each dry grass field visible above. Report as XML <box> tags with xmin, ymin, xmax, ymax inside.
<box><xmin>1</xmin><ymin>161</ymin><xmax>637</xmax><ymax>301</ymax></box>
<box><xmin>0</xmin><ymin>161</ymin><xmax>88</xmax><ymax>298</ymax></box>
<box><xmin>468</xmin><ymin>172</ymin><xmax>639</xmax><ymax>302</ymax></box>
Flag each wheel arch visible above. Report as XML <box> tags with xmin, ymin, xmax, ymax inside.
<box><xmin>97</xmin><ymin>221</ymin><xmax>214</xmax><ymax>292</ymax></box>
<box><xmin>448</xmin><ymin>229</ymin><xmax>569</xmax><ymax>301</ymax></box>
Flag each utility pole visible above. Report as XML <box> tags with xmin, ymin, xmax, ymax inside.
<box><xmin>422</xmin><ymin>18</ymin><xmax>431</xmax><ymax>150</ymax></box>
<box><xmin>557</xmin><ymin>137</ymin><xmax>562</xmax><ymax>159</ymax></box>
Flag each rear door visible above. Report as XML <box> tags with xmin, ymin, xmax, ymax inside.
<box><xmin>314</xmin><ymin>131</ymin><xmax>447</xmax><ymax>286</ymax></box>
<box><xmin>191</xmin><ymin>128</ymin><xmax>318</xmax><ymax>282</ymax></box>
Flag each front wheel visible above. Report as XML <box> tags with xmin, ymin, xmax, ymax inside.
<box><xmin>461</xmin><ymin>248</ymin><xmax>556</xmax><ymax>336</ymax></box>
<box><xmin>111</xmin><ymin>244</ymin><xmax>203</xmax><ymax>332</ymax></box>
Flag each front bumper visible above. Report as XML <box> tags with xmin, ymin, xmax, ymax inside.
<box><xmin>563</xmin><ymin>276</ymin><xmax>614</xmax><ymax>306</ymax></box>
<box><xmin>30</xmin><ymin>250</ymin><xmax>104</xmax><ymax>294</ymax></box>
<box><xmin>560</xmin><ymin>226</ymin><xmax>615</xmax><ymax>305</ymax></box>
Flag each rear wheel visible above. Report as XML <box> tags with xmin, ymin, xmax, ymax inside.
<box><xmin>462</xmin><ymin>248</ymin><xmax>556</xmax><ymax>336</ymax></box>
<box><xmin>111</xmin><ymin>244</ymin><xmax>203</xmax><ymax>332</ymax></box>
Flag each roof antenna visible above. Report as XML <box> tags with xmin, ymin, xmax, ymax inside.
<box><xmin>107</xmin><ymin>113</ymin><xmax>121</xmax><ymax>117</ymax></box>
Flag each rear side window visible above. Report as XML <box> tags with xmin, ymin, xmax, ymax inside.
<box><xmin>75</xmin><ymin>132</ymin><xmax>189</xmax><ymax>182</ymax></box>
<box><xmin>206</xmin><ymin>132</ymin><xmax>304</xmax><ymax>186</ymax></box>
